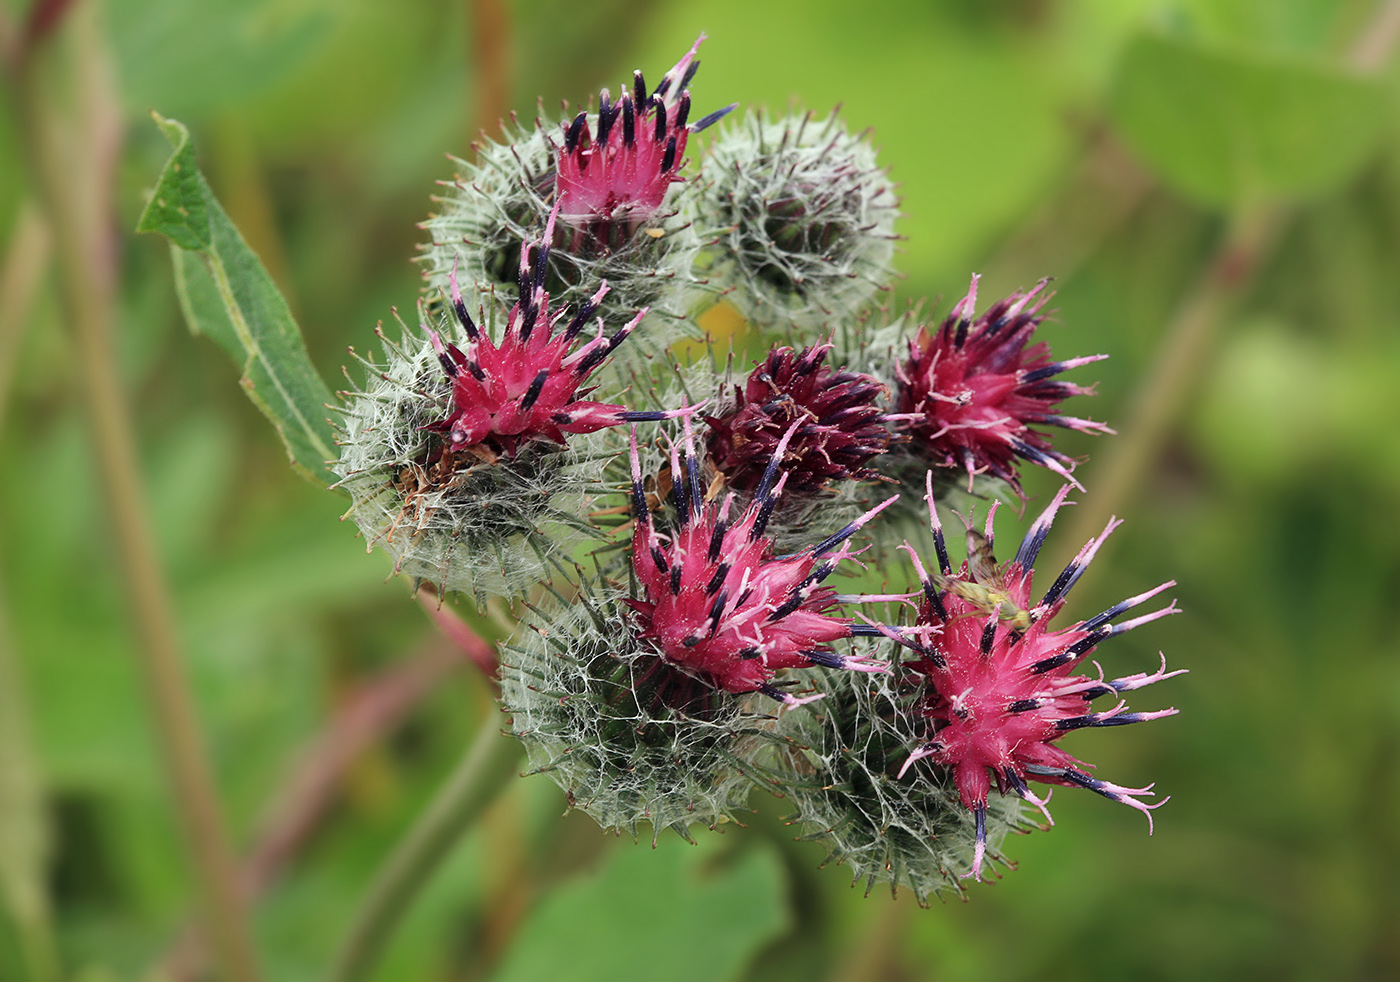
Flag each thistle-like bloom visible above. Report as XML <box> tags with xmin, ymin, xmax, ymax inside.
<box><xmin>555</xmin><ymin>34</ymin><xmax>734</xmax><ymax>249</ymax></box>
<box><xmin>624</xmin><ymin>425</ymin><xmax>898</xmax><ymax>707</ymax></box>
<box><xmin>425</xmin><ymin>211</ymin><xmax>686</xmax><ymax>459</ymax></box>
<box><xmin>705</xmin><ymin>342</ymin><xmax>898</xmax><ymax>496</ymax></box>
<box><xmin>885</xmin><ymin>476</ymin><xmax>1182</xmax><ymax>880</ymax></box>
<box><xmin>894</xmin><ymin>275</ymin><xmax>1110</xmax><ymax>494</ymax></box>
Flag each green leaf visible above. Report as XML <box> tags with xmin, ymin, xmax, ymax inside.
<box><xmin>489</xmin><ymin>838</ymin><xmax>790</xmax><ymax>982</ymax></box>
<box><xmin>133</xmin><ymin>122</ymin><xmax>209</xmax><ymax>250</ymax></box>
<box><xmin>137</xmin><ymin>112</ymin><xmax>340</xmax><ymax>488</ymax></box>
<box><xmin>1110</xmin><ymin>32</ymin><xmax>1389</xmax><ymax>208</ymax></box>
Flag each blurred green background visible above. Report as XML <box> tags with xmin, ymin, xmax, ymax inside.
<box><xmin>3</xmin><ymin>0</ymin><xmax>1399</xmax><ymax>979</ymax></box>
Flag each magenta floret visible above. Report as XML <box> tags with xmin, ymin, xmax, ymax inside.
<box><xmin>424</xmin><ymin>211</ymin><xmax>687</xmax><ymax>459</ymax></box>
<box><xmin>625</xmin><ymin>425</ymin><xmax>897</xmax><ymax>707</ymax></box>
<box><xmin>705</xmin><ymin>342</ymin><xmax>897</xmax><ymax>496</ymax></box>
<box><xmin>880</xmin><ymin>476</ymin><xmax>1183</xmax><ymax>880</ymax></box>
<box><xmin>555</xmin><ymin>34</ymin><xmax>734</xmax><ymax>250</ymax></box>
<box><xmin>894</xmin><ymin>275</ymin><xmax>1110</xmax><ymax>494</ymax></box>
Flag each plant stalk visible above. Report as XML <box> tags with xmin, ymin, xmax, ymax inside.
<box><xmin>468</xmin><ymin>0</ymin><xmax>510</xmax><ymax>142</ymax></box>
<box><xmin>0</xmin><ymin>202</ymin><xmax>50</xmax><ymax>435</ymax></box>
<box><xmin>324</xmin><ymin>710</ymin><xmax>522</xmax><ymax>982</ymax></box>
<box><xmin>0</xmin><ymin>564</ymin><xmax>60</xmax><ymax>982</ymax></box>
<box><xmin>4</xmin><ymin>9</ymin><xmax>262</xmax><ymax>982</ymax></box>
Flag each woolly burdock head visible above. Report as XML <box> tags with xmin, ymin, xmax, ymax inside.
<box><xmin>500</xmin><ymin>579</ymin><xmax>787</xmax><ymax>842</ymax></box>
<box><xmin>696</xmin><ymin>110</ymin><xmax>898</xmax><ymax>328</ymax></box>
<box><xmin>556</xmin><ymin>34</ymin><xmax>732</xmax><ymax>252</ymax></box>
<box><xmin>625</xmin><ymin>424</ymin><xmax>897</xmax><ymax>708</ymax></box>
<box><xmin>772</xmin><ymin>667</ymin><xmax>1030</xmax><ymax>904</ymax></box>
<box><xmin>705</xmin><ymin>342</ymin><xmax>896</xmax><ymax>497</ymax></box>
<box><xmin>333</xmin><ymin>220</ymin><xmax>684</xmax><ymax>603</ymax></box>
<box><xmin>893</xmin><ymin>276</ymin><xmax>1110</xmax><ymax>495</ymax></box>
<box><xmin>419</xmin><ymin>40</ymin><xmax>722</xmax><ymax>374</ymax></box>
<box><xmin>882</xmin><ymin>475</ymin><xmax>1183</xmax><ymax>880</ymax></box>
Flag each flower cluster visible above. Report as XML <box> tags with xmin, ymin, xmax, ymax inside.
<box><xmin>331</xmin><ymin>34</ymin><xmax>1184</xmax><ymax>896</ymax></box>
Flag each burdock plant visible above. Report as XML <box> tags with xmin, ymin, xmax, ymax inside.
<box><xmin>138</xmin><ymin>30</ymin><xmax>1184</xmax><ymax>979</ymax></box>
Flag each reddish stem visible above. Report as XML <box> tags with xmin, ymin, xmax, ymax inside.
<box><xmin>417</xmin><ymin>588</ymin><xmax>500</xmax><ymax>679</ymax></box>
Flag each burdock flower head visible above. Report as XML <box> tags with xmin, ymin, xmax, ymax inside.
<box><xmin>499</xmin><ymin>576</ymin><xmax>781</xmax><ymax>843</ymax></box>
<box><xmin>498</xmin><ymin>424</ymin><xmax>898</xmax><ymax>842</ymax></box>
<box><xmin>625</xmin><ymin>424</ymin><xmax>898</xmax><ymax>707</ymax></box>
<box><xmin>704</xmin><ymin>341</ymin><xmax>897</xmax><ymax>497</ymax></box>
<box><xmin>332</xmin><ymin>215</ymin><xmax>685</xmax><ymax>603</ymax></box>
<box><xmin>420</xmin><ymin>39</ymin><xmax>725</xmax><ymax>373</ymax></box>
<box><xmin>556</xmin><ymin>33</ymin><xmax>732</xmax><ymax>251</ymax></box>
<box><xmin>886</xmin><ymin>476</ymin><xmax>1183</xmax><ymax>880</ymax></box>
<box><xmin>894</xmin><ymin>275</ymin><xmax>1111</xmax><ymax>495</ymax></box>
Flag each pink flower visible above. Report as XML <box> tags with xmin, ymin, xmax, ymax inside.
<box><xmin>705</xmin><ymin>342</ymin><xmax>897</xmax><ymax>496</ymax></box>
<box><xmin>882</xmin><ymin>476</ymin><xmax>1182</xmax><ymax>880</ymax></box>
<box><xmin>624</xmin><ymin>425</ymin><xmax>898</xmax><ymax>707</ymax></box>
<box><xmin>555</xmin><ymin>34</ymin><xmax>734</xmax><ymax>248</ymax></box>
<box><xmin>894</xmin><ymin>275</ymin><xmax>1111</xmax><ymax>494</ymax></box>
<box><xmin>424</xmin><ymin>210</ymin><xmax>687</xmax><ymax>459</ymax></box>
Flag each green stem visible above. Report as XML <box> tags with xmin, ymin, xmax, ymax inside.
<box><xmin>0</xmin><ymin>565</ymin><xmax>60</xmax><ymax>982</ymax></box>
<box><xmin>4</xmin><ymin>9</ymin><xmax>262</xmax><ymax>982</ymax></box>
<box><xmin>324</xmin><ymin>710</ymin><xmax>522</xmax><ymax>982</ymax></box>
<box><xmin>0</xmin><ymin>202</ymin><xmax>50</xmax><ymax>436</ymax></box>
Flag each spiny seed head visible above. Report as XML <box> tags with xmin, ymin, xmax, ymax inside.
<box><xmin>556</xmin><ymin>34</ymin><xmax>733</xmax><ymax>253</ymax></box>
<box><xmin>894</xmin><ymin>276</ymin><xmax>1111</xmax><ymax>496</ymax></box>
<box><xmin>425</xmin><ymin>208</ymin><xmax>690</xmax><ymax>459</ymax></box>
<box><xmin>772</xmin><ymin>668</ymin><xmax>1030</xmax><ymax>904</ymax></box>
<box><xmin>705</xmin><ymin>342</ymin><xmax>896</xmax><ymax>497</ymax></box>
<box><xmin>331</xmin><ymin>320</ymin><xmax>600</xmax><ymax>606</ymax></box>
<box><xmin>696</xmin><ymin>110</ymin><xmax>898</xmax><ymax>328</ymax></box>
<box><xmin>881</xmin><ymin>476</ymin><xmax>1183</xmax><ymax>880</ymax></box>
<box><xmin>499</xmin><ymin>580</ymin><xmax>787</xmax><ymax>842</ymax></box>
<box><xmin>625</xmin><ymin>424</ymin><xmax>898</xmax><ymax>707</ymax></box>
